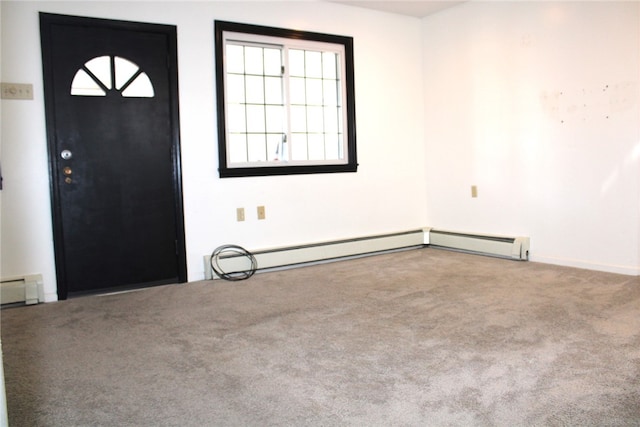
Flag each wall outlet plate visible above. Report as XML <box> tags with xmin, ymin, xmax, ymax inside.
<box><xmin>236</xmin><ymin>207</ymin><xmax>245</xmax><ymax>222</ymax></box>
<box><xmin>1</xmin><ymin>83</ymin><xmax>33</xmax><ymax>100</ymax></box>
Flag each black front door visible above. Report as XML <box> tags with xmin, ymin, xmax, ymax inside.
<box><xmin>40</xmin><ymin>13</ymin><xmax>187</xmax><ymax>299</ymax></box>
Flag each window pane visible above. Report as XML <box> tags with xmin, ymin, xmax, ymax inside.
<box><xmin>226</xmin><ymin>44</ymin><xmax>245</xmax><ymax>74</ymax></box>
<box><xmin>322</xmin><ymin>52</ymin><xmax>337</xmax><ymax>79</ymax></box>
<box><xmin>227</xmin><ymin>104</ymin><xmax>247</xmax><ymax>133</ymax></box>
<box><xmin>306</xmin><ymin>79</ymin><xmax>323</xmax><ymax>105</ymax></box>
<box><xmin>226</xmin><ymin>74</ymin><xmax>246</xmax><ymax>104</ymax></box>
<box><xmin>245</xmin><ymin>46</ymin><xmax>264</xmax><ymax>75</ymax></box>
<box><xmin>323</xmin><ymin>79</ymin><xmax>339</xmax><ymax>106</ymax></box>
<box><xmin>289</xmin><ymin>77</ymin><xmax>306</xmax><ymax>105</ymax></box>
<box><xmin>290</xmin><ymin>106</ymin><xmax>307</xmax><ymax>132</ymax></box>
<box><xmin>246</xmin><ymin>105</ymin><xmax>266</xmax><ymax>133</ymax></box>
<box><xmin>264</xmin><ymin>76</ymin><xmax>282</xmax><ymax>104</ymax></box>
<box><xmin>324</xmin><ymin>106</ymin><xmax>339</xmax><ymax>133</ymax></box>
<box><xmin>264</xmin><ymin>48</ymin><xmax>282</xmax><ymax>76</ymax></box>
<box><xmin>307</xmin><ymin>134</ymin><xmax>325</xmax><ymax>160</ymax></box>
<box><xmin>122</xmin><ymin>73</ymin><xmax>154</xmax><ymax>98</ymax></box>
<box><xmin>306</xmin><ymin>106</ymin><xmax>324</xmax><ymax>133</ymax></box>
<box><xmin>289</xmin><ymin>49</ymin><xmax>305</xmax><ymax>77</ymax></box>
<box><xmin>324</xmin><ymin>134</ymin><xmax>342</xmax><ymax>160</ymax></box>
<box><xmin>265</xmin><ymin>105</ymin><xmax>284</xmax><ymax>133</ymax></box>
<box><xmin>290</xmin><ymin>133</ymin><xmax>308</xmax><ymax>160</ymax></box>
<box><xmin>247</xmin><ymin>134</ymin><xmax>267</xmax><ymax>162</ymax></box>
<box><xmin>279</xmin><ymin>136</ymin><xmax>289</xmax><ymax>162</ymax></box>
<box><xmin>305</xmin><ymin>51</ymin><xmax>322</xmax><ymax>78</ymax></box>
<box><xmin>228</xmin><ymin>134</ymin><xmax>248</xmax><ymax>163</ymax></box>
<box><xmin>71</xmin><ymin>69</ymin><xmax>106</xmax><ymax>96</ymax></box>
<box><xmin>245</xmin><ymin>75</ymin><xmax>264</xmax><ymax>104</ymax></box>
<box><xmin>115</xmin><ymin>57</ymin><xmax>139</xmax><ymax>90</ymax></box>
<box><xmin>85</xmin><ymin>56</ymin><xmax>112</xmax><ymax>89</ymax></box>
<box><xmin>267</xmin><ymin>134</ymin><xmax>284</xmax><ymax>161</ymax></box>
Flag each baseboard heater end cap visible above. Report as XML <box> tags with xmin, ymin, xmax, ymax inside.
<box><xmin>422</xmin><ymin>227</ymin><xmax>433</xmax><ymax>245</ymax></box>
<box><xmin>1</xmin><ymin>274</ymin><xmax>44</xmax><ymax>305</ymax></box>
<box><xmin>512</xmin><ymin>236</ymin><xmax>530</xmax><ymax>261</ymax></box>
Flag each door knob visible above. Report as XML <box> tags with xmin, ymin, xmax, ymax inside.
<box><xmin>63</xmin><ymin>167</ymin><xmax>73</xmax><ymax>175</ymax></box>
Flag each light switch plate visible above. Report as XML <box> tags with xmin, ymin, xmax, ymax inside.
<box><xmin>1</xmin><ymin>83</ymin><xmax>33</xmax><ymax>100</ymax></box>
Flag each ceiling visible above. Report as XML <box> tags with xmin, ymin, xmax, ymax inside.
<box><xmin>328</xmin><ymin>1</ymin><xmax>467</xmax><ymax>18</ymax></box>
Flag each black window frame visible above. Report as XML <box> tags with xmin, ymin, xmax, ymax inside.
<box><xmin>214</xmin><ymin>20</ymin><xmax>357</xmax><ymax>178</ymax></box>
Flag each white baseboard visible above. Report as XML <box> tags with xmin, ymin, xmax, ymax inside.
<box><xmin>530</xmin><ymin>255</ymin><xmax>640</xmax><ymax>276</ymax></box>
<box><xmin>204</xmin><ymin>229</ymin><xmax>426</xmax><ymax>280</ymax></box>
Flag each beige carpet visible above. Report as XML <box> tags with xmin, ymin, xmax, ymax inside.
<box><xmin>2</xmin><ymin>247</ymin><xmax>640</xmax><ymax>426</ymax></box>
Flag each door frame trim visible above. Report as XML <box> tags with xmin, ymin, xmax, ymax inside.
<box><xmin>40</xmin><ymin>12</ymin><xmax>188</xmax><ymax>300</ymax></box>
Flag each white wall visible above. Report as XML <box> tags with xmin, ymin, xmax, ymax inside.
<box><xmin>0</xmin><ymin>1</ymin><xmax>427</xmax><ymax>301</ymax></box>
<box><xmin>422</xmin><ymin>1</ymin><xmax>640</xmax><ymax>275</ymax></box>
<box><xmin>3</xmin><ymin>1</ymin><xmax>638</xmax><ymax>304</ymax></box>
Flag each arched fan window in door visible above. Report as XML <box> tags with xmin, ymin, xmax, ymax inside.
<box><xmin>71</xmin><ymin>55</ymin><xmax>154</xmax><ymax>97</ymax></box>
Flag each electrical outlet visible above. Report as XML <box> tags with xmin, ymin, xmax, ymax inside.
<box><xmin>471</xmin><ymin>185</ymin><xmax>478</xmax><ymax>198</ymax></box>
<box><xmin>236</xmin><ymin>207</ymin><xmax>245</xmax><ymax>222</ymax></box>
<box><xmin>1</xmin><ymin>83</ymin><xmax>33</xmax><ymax>100</ymax></box>
<box><xmin>257</xmin><ymin>206</ymin><xmax>266</xmax><ymax>220</ymax></box>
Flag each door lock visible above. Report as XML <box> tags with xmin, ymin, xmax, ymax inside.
<box><xmin>63</xmin><ymin>166</ymin><xmax>73</xmax><ymax>175</ymax></box>
<box><xmin>60</xmin><ymin>149</ymin><xmax>73</xmax><ymax>160</ymax></box>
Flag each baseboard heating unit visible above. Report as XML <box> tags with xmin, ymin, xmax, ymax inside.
<box><xmin>1</xmin><ymin>274</ymin><xmax>44</xmax><ymax>306</ymax></box>
<box><xmin>204</xmin><ymin>229</ymin><xmax>427</xmax><ymax>279</ymax></box>
<box><xmin>426</xmin><ymin>228</ymin><xmax>530</xmax><ymax>260</ymax></box>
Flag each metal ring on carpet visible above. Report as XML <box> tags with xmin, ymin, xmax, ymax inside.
<box><xmin>210</xmin><ymin>244</ymin><xmax>258</xmax><ymax>281</ymax></box>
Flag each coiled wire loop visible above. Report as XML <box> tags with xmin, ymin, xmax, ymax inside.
<box><xmin>210</xmin><ymin>244</ymin><xmax>257</xmax><ymax>281</ymax></box>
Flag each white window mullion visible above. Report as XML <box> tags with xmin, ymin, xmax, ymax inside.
<box><xmin>283</xmin><ymin>46</ymin><xmax>293</xmax><ymax>163</ymax></box>
<box><xmin>242</xmin><ymin>46</ymin><xmax>250</xmax><ymax>163</ymax></box>
<box><xmin>261</xmin><ymin>49</ymin><xmax>268</xmax><ymax>162</ymax></box>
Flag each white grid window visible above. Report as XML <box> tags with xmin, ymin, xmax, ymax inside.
<box><xmin>215</xmin><ymin>21</ymin><xmax>357</xmax><ymax>177</ymax></box>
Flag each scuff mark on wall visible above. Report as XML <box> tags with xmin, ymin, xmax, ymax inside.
<box><xmin>540</xmin><ymin>82</ymin><xmax>638</xmax><ymax>124</ymax></box>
